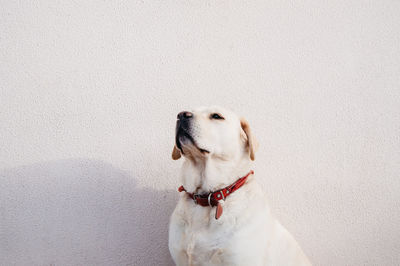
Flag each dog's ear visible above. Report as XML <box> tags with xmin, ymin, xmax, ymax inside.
<box><xmin>172</xmin><ymin>145</ymin><xmax>182</xmax><ymax>160</ymax></box>
<box><xmin>240</xmin><ymin>117</ymin><xmax>258</xmax><ymax>161</ymax></box>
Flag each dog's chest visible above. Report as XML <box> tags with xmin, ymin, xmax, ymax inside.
<box><xmin>182</xmin><ymin>211</ymin><xmax>234</xmax><ymax>264</ymax></box>
<box><xmin>171</xmin><ymin>202</ymin><xmax>240</xmax><ymax>265</ymax></box>
<box><xmin>169</xmin><ymin>184</ymin><xmax>274</xmax><ymax>265</ymax></box>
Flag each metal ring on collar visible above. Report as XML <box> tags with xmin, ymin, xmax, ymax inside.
<box><xmin>207</xmin><ymin>193</ymin><xmax>212</xmax><ymax>206</ymax></box>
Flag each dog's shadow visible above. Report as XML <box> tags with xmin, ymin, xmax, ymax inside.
<box><xmin>0</xmin><ymin>159</ymin><xmax>177</xmax><ymax>266</ymax></box>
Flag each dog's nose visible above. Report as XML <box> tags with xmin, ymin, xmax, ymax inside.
<box><xmin>177</xmin><ymin>111</ymin><xmax>193</xmax><ymax>120</ymax></box>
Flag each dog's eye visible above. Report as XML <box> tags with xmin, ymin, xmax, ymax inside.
<box><xmin>210</xmin><ymin>113</ymin><xmax>224</xmax><ymax>120</ymax></box>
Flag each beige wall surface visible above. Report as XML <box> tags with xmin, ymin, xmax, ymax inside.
<box><xmin>1</xmin><ymin>1</ymin><xmax>399</xmax><ymax>265</ymax></box>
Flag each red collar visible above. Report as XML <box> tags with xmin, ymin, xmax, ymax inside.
<box><xmin>178</xmin><ymin>170</ymin><xmax>254</xmax><ymax>219</ymax></box>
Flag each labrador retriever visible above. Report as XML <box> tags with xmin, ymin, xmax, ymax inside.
<box><xmin>169</xmin><ymin>106</ymin><xmax>311</xmax><ymax>266</ymax></box>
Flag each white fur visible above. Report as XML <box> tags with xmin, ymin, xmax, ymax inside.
<box><xmin>169</xmin><ymin>106</ymin><xmax>311</xmax><ymax>266</ymax></box>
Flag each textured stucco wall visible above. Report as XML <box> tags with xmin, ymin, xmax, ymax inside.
<box><xmin>1</xmin><ymin>1</ymin><xmax>399</xmax><ymax>265</ymax></box>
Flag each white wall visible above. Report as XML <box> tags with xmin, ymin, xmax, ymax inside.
<box><xmin>1</xmin><ymin>1</ymin><xmax>399</xmax><ymax>265</ymax></box>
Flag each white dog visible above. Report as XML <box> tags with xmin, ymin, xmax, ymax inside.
<box><xmin>168</xmin><ymin>106</ymin><xmax>311</xmax><ymax>266</ymax></box>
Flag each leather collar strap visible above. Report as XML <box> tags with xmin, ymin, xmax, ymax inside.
<box><xmin>178</xmin><ymin>170</ymin><xmax>254</xmax><ymax>219</ymax></box>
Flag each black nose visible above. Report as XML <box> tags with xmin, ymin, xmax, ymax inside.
<box><xmin>177</xmin><ymin>111</ymin><xmax>193</xmax><ymax>120</ymax></box>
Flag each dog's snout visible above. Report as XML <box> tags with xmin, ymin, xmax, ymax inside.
<box><xmin>177</xmin><ymin>111</ymin><xmax>193</xmax><ymax>120</ymax></box>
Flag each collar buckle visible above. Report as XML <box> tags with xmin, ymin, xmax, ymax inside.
<box><xmin>215</xmin><ymin>191</ymin><xmax>225</xmax><ymax>201</ymax></box>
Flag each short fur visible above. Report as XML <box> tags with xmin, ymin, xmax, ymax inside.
<box><xmin>169</xmin><ymin>106</ymin><xmax>311</xmax><ymax>266</ymax></box>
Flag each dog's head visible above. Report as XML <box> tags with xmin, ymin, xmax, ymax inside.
<box><xmin>172</xmin><ymin>106</ymin><xmax>257</xmax><ymax>162</ymax></box>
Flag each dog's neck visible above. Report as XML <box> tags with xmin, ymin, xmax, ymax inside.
<box><xmin>180</xmin><ymin>154</ymin><xmax>253</xmax><ymax>194</ymax></box>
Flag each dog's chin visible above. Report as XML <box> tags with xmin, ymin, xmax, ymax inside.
<box><xmin>176</xmin><ymin>134</ymin><xmax>210</xmax><ymax>156</ymax></box>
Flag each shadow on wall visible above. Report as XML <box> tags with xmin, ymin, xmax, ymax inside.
<box><xmin>0</xmin><ymin>159</ymin><xmax>176</xmax><ymax>266</ymax></box>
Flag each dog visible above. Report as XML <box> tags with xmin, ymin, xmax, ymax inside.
<box><xmin>168</xmin><ymin>106</ymin><xmax>311</xmax><ymax>266</ymax></box>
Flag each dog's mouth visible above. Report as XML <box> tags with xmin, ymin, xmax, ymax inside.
<box><xmin>175</xmin><ymin>129</ymin><xmax>210</xmax><ymax>155</ymax></box>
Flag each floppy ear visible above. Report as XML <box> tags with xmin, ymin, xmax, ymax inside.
<box><xmin>171</xmin><ymin>145</ymin><xmax>182</xmax><ymax>160</ymax></box>
<box><xmin>240</xmin><ymin>118</ymin><xmax>258</xmax><ymax>161</ymax></box>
